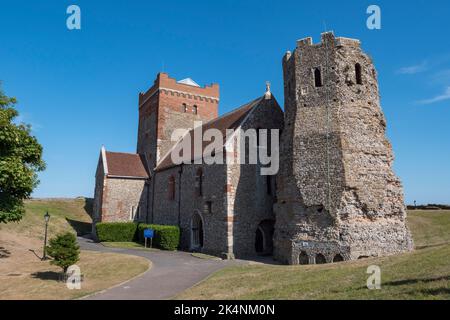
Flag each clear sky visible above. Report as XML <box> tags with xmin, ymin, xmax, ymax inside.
<box><xmin>1</xmin><ymin>0</ymin><xmax>449</xmax><ymax>204</ymax></box>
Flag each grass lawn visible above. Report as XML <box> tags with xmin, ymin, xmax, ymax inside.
<box><xmin>0</xmin><ymin>198</ymin><xmax>151</xmax><ymax>300</ymax></box>
<box><xmin>0</xmin><ymin>251</ymin><xmax>150</xmax><ymax>300</ymax></box>
<box><xmin>0</xmin><ymin>198</ymin><xmax>93</xmax><ymax>241</ymax></box>
<box><xmin>176</xmin><ymin>210</ymin><xmax>450</xmax><ymax>300</ymax></box>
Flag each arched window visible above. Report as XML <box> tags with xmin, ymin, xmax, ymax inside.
<box><xmin>195</xmin><ymin>168</ymin><xmax>203</xmax><ymax>197</ymax></box>
<box><xmin>193</xmin><ymin>105</ymin><xmax>198</xmax><ymax>115</ymax></box>
<box><xmin>182</xmin><ymin>103</ymin><xmax>187</xmax><ymax>113</ymax></box>
<box><xmin>168</xmin><ymin>176</ymin><xmax>175</xmax><ymax>200</ymax></box>
<box><xmin>314</xmin><ymin>68</ymin><xmax>323</xmax><ymax>87</ymax></box>
<box><xmin>315</xmin><ymin>253</ymin><xmax>326</xmax><ymax>264</ymax></box>
<box><xmin>355</xmin><ymin>63</ymin><xmax>363</xmax><ymax>85</ymax></box>
<box><xmin>204</xmin><ymin>201</ymin><xmax>212</xmax><ymax>214</ymax></box>
<box><xmin>299</xmin><ymin>251</ymin><xmax>309</xmax><ymax>265</ymax></box>
<box><xmin>191</xmin><ymin>212</ymin><xmax>204</xmax><ymax>249</ymax></box>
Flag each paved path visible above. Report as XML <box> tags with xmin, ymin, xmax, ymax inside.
<box><xmin>77</xmin><ymin>237</ymin><xmax>242</xmax><ymax>300</ymax></box>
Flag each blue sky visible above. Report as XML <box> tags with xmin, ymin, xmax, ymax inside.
<box><xmin>1</xmin><ymin>0</ymin><xmax>449</xmax><ymax>204</ymax></box>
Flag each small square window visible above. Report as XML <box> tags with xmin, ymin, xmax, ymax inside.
<box><xmin>204</xmin><ymin>201</ymin><xmax>212</xmax><ymax>214</ymax></box>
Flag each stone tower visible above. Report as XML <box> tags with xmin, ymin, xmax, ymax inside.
<box><xmin>274</xmin><ymin>32</ymin><xmax>413</xmax><ymax>265</ymax></box>
<box><xmin>137</xmin><ymin>73</ymin><xmax>219</xmax><ymax>170</ymax></box>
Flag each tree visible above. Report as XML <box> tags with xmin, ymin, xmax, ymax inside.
<box><xmin>46</xmin><ymin>232</ymin><xmax>80</xmax><ymax>273</ymax></box>
<box><xmin>0</xmin><ymin>84</ymin><xmax>45</xmax><ymax>223</ymax></box>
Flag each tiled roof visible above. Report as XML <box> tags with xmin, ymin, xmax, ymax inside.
<box><xmin>155</xmin><ymin>96</ymin><xmax>265</xmax><ymax>171</ymax></box>
<box><xmin>105</xmin><ymin>151</ymin><xmax>149</xmax><ymax>179</ymax></box>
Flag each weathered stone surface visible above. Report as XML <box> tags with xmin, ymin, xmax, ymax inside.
<box><xmin>274</xmin><ymin>32</ymin><xmax>413</xmax><ymax>264</ymax></box>
<box><xmin>94</xmin><ymin>33</ymin><xmax>413</xmax><ymax>264</ymax></box>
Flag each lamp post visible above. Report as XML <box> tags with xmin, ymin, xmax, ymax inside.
<box><xmin>42</xmin><ymin>212</ymin><xmax>50</xmax><ymax>261</ymax></box>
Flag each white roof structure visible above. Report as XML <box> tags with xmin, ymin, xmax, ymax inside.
<box><xmin>177</xmin><ymin>78</ymin><xmax>200</xmax><ymax>87</ymax></box>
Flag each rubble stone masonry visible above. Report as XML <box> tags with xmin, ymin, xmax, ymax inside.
<box><xmin>274</xmin><ymin>32</ymin><xmax>413</xmax><ymax>264</ymax></box>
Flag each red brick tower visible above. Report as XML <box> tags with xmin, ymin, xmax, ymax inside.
<box><xmin>137</xmin><ymin>72</ymin><xmax>219</xmax><ymax>170</ymax></box>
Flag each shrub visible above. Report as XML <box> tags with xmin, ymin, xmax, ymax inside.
<box><xmin>46</xmin><ymin>232</ymin><xmax>80</xmax><ymax>273</ymax></box>
<box><xmin>96</xmin><ymin>222</ymin><xmax>138</xmax><ymax>242</ymax></box>
<box><xmin>137</xmin><ymin>224</ymin><xmax>180</xmax><ymax>251</ymax></box>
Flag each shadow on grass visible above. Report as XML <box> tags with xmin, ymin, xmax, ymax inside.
<box><xmin>415</xmin><ymin>242</ymin><xmax>450</xmax><ymax>250</ymax></box>
<box><xmin>418</xmin><ymin>287</ymin><xmax>450</xmax><ymax>296</ymax></box>
<box><xmin>356</xmin><ymin>275</ymin><xmax>450</xmax><ymax>291</ymax></box>
<box><xmin>28</xmin><ymin>249</ymin><xmax>43</xmax><ymax>260</ymax></box>
<box><xmin>31</xmin><ymin>271</ymin><xmax>61</xmax><ymax>281</ymax></box>
<box><xmin>84</xmin><ymin>198</ymin><xmax>94</xmax><ymax>217</ymax></box>
<box><xmin>383</xmin><ymin>275</ymin><xmax>450</xmax><ymax>286</ymax></box>
<box><xmin>66</xmin><ymin>218</ymin><xmax>92</xmax><ymax>236</ymax></box>
<box><xmin>0</xmin><ymin>247</ymin><xmax>11</xmax><ymax>258</ymax></box>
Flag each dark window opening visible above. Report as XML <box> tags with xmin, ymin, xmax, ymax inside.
<box><xmin>195</xmin><ymin>168</ymin><xmax>203</xmax><ymax>197</ymax></box>
<box><xmin>255</xmin><ymin>228</ymin><xmax>264</xmax><ymax>253</ymax></box>
<box><xmin>255</xmin><ymin>220</ymin><xmax>275</xmax><ymax>256</ymax></box>
<box><xmin>355</xmin><ymin>63</ymin><xmax>363</xmax><ymax>85</ymax></box>
<box><xmin>204</xmin><ymin>201</ymin><xmax>212</xmax><ymax>214</ymax></box>
<box><xmin>168</xmin><ymin>176</ymin><xmax>175</xmax><ymax>200</ymax></box>
<box><xmin>182</xmin><ymin>103</ymin><xmax>187</xmax><ymax>113</ymax></box>
<box><xmin>193</xmin><ymin>105</ymin><xmax>198</xmax><ymax>115</ymax></box>
<box><xmin>314</xmin><ymin>68</ymin><xmax>323</xmax><ymax>87</ymax></box>
<box><xmin>333</xmin><ymin>254</ymin><xmax>344</xmax><ymax>263</ymax></box>
<box><xmin>299</xmin><ymin>251</ymin><xmax>309</xmax><ymax>265</ymax></box>
<box><xmin>315</xmin><ymin>253</ymin><xmax>326</xmax><ymax>264</ymax></box>
<box><xmin>192</xmin><ymin>213</ymin><xmax>204</xmax><ymax>249</ymax></box>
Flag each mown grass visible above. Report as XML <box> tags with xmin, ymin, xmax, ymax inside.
<box><xmin>0</xmin><ymin>198</ymin><xmax>93</xmax><ymax>241</ymax></box>
<box><xmin>408</xmin><ymin>210</ymin><xmax>450</xmax><ymax>248</ymax></box>
<box><xmin>176</xmin><ymin>210</ymin><xmax>450</xmax><ymax>300</ymax></box>
<box><xmin>0</xmin><ymin>251</ymin><xmax>150</xmax><ymax>300</ymax></box>
<box><xmin>0</xmin><ymin>198</ymin><xmax>151</xmax><ymax>300</ymax></box>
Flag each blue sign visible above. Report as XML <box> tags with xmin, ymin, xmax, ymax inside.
<box><xmin>144</xmin><ymin>229</ymin><xmax>154</xmax><ymax>239</ymax></box>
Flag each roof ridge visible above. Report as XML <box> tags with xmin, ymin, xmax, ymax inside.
<box><xmin>154</xmin><ymin>95</ymin><xmax>267</xmax><ymax>171</ymax></box>
<box><xmin>191</xmin><ymin>95</ymin><xmax>264</xmax><ymax>129</ymax></box>
<box><xmin>105</xmin><ymin>150</ymin><xmax>140</xmax><ymax>156</ymax></box>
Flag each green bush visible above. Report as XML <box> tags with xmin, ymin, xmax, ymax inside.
<box><xmin>46</xmin><ymin>232</ymin><xmax>80</xmax><ymax>273</ymax></box>
<box><xmin>96</xmin><ymin>222</ymin><xmax>138</xmax><ymax>242</ymax></box>
<box><xmin>137</xmin><ymin>224</ymin><xmax>180</xmax><ymax>251</ymax></box>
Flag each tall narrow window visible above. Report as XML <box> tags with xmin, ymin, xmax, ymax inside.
<box><xmin>256</xmin><ymin>128</ymin><xmax>262</xmax><ymax>147</ymax></box>
<box><xmin>168</xmin><ymin>176</ymin><xmax>175</xmax><ymax>200</ymax></box>
<box><xmin>204</xmin><ymin>201</ymin><xmax>212</xmax><ymax>214</ymax></box>
<box><xmin>193</xmin><ymin>105</ymin><xmax>198</xmax><ymax>115</ymax></box>
<box><xmin>195</xmin><ymin>168</ymin><xmax>203</xmax><ymax>197</ymax></box>
<box><xmin>314</xmin><ymin>68</ymin><xmax>323</xmax><ymax>87</ymax></box>
<box><xmin>130</xmin><ymin>205</ymin><xmax>140</xmax><ymax>221</ymax></box>
<box><xmin>130</xmin><ymin>206</ymin><xmax>135</xmax><ymax>221</ymax></box>
<box><xmin>355</xmin><ymin>63</ymin><xmax>363</xmax><ymax>85</ymax></box>
<box><xmin>267</xmin><ymin>176</ymin><xmax>272</xmax><ymax>195</ymax></box>
<box><xmin>182</xmin><ymin>103</ymin><xmax>187</xmax><ymax>113</ymax></box>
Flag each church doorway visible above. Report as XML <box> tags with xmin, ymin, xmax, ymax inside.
<box><xmin>191</xmin><ymin>212</ymin><xmax>204</xmax><ymax>250</ymax></box>
<box><xmin>255</xmin><ymin>219</ymin><xmax>275</xmax><ymax>256</ymax></box>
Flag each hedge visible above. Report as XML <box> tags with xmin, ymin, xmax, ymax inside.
<box><xmin>95</xmin><ymin>222</ymin><xmax>180</xmax><ymax>251</ymax></box>
<box><xmin>96</xmin><ymin>222</ymin><xmax>138</xmax><ymax>242</ymax></box>
<box><xmin>137</xmin><ymin>224</ymin><xmax>180</xmax><ymax>251</ymax></box>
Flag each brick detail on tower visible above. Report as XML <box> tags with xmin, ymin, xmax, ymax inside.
<box><xmin>137</xmin><ymin>72</ymin><xmax>219</xmax><ymax>170</ymax></box>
